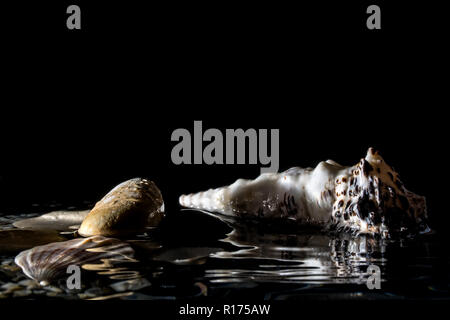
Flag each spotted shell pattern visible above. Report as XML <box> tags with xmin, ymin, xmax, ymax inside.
<box><xmin>179</xmin><ymin>148</ymin><xmax>428</xmax><ymax>237</ymax></box>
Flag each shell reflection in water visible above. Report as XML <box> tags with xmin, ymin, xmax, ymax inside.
<box><xmin>208</xmin><ymin>221</ymin><xmax>387</xmax><ymax>285</ymax></box>
<box><xmin>15</xmin><ymin>236</ymin><xmax>138</xmax><ymax>286</ymax></box>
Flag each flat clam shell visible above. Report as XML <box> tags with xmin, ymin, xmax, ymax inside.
<box><xmin>14</xmin><ymin>236</ymin><xmax>136</xmax><ymax>286</ymax></box>
<box><xmin>13</xmin><ymin>210</ymin><xmax>90</xmax><ymax>231</ymax></box>
<box><xmin>0</xmin><ymin>229</ymin><xmax>66</xmax><ymax>254</ymax></box>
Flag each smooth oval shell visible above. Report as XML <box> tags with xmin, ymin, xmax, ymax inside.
<box><xmin>14</xmin><ymin>236</ymin><xmax>136</xmax><ymax>286</ymax></box>
<box><xmin>78</xmin><ymin>178</ymin><xmax>164</xmax><ymax>237</ymax></box>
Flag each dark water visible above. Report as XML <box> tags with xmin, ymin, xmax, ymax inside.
<box><xmin>1</xmin><ymin>206</ymin><xmax>449</xmax><ymax>300</ymax></box>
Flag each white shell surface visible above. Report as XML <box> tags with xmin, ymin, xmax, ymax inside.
<box><xmin>179</xmin><ymin>148</ymin><xmax>428</xmax><ymax>236</ymax></box>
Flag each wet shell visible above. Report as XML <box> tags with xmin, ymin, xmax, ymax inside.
<box><xmin>0</xmin><ymin>229</ymin><xmax>66</xmax><ymax>254</ymax></box>
<box><xmin>179</xmin><ymin>148</ymin><xmax>428</xmax><ymax>237</ymax></box>
<box><xmin>78</xmin><ymin>178</ymin><xmax>164</xmax><ymax>237</ymax></box>
<box><xmin>14</xmin><ymin>236</ymin><xmax>136</xmax><ymax>286</ymax></box>
<box><xmin>13</xmin><ymin>210</ymin><xmax>89</xmax><ymax>231</ymax></box>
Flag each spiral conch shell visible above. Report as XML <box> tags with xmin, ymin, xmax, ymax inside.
<box><xmin>78</xmin><ymin>178</ymin><xmax>164</xmax><ymax>237</ymax></box>
<box><xmin>14</xmin><ymin>236</ymin><xmax>136</xmax><ymax>286</ymax></box>
<box><xmin>179</xmin><ymin>148</ymin><xmax>428</xmax><ymax>237</ymax></box>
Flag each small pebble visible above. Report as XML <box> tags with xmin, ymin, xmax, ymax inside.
<box><xmin>110</xmin><ymin>278</ymin><xmax>151</xmax><ymax>292</ymax></box>
<box><xmin>19</xmin><ymin>279</ymin><xmax>40</xmax><ymax>290</ymax></box>
<box><xmin>88</xmin><ymin>292</ymin><xmax>134</xmax><ymax>300</ymax></box>
<box><xmin>77</xmin><ymin>293</ymin><xmax>90</xmax><ymax>299</ymax></box>
<box><xmin>46</xmin><ymin>292</ymin><xmax>61</xmax><ymax>297</ymax></box>
<box><xmin>0</xmin><ymin>218</ymin><xmax>12</xmax><ymax>225</ymax></box>
<box><xmin>83</xmin><ymin>287</ymin><xmax>106</xmax><ymax>297</ymax></box>
<box><xmin>2</xmin><ymin>265</ymin><xmax>20</xmax><ymax>272</ymax></box>
<box><xmin>44</xmin><ymin>285</ymin><xmax>63</xmax><ymax>293</ymax></box>
<box><xmin>13</xmin><ymin>289</ymin><xmax>32</xmax><ymax>298</ymax></box>
<box><xmin>1</xmin><ymin>259</ymin><xmax>13</xmax><ymax>265</ymax></box>
<box><xmin>32</xmin><ymin>290</ymin><xmax>46</xmax><ymax>295</ymax></box>
<box><xmin>1</xmin><ymin>282</ymin><xmax>22</xmax><ymax>293</ymax></box>
<box><xmin>1</xmin><ymin>282</ymin><xmax>18</xmax><ymax>289</ymax></box>
<box><xmin>77</xmin><ymin>287</ymin><xmax>111</xmax><ymax>299</ymax></box>
<box><xmin>120</xmin><ymin>292</ymin><xmax>165</xmax><ymax>300</ymax></box>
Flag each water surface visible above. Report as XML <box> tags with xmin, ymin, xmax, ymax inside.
<box><xmin>1</xmin><ymin>206</ymin><xmax>449</xmax><ymax>300</ymax></box>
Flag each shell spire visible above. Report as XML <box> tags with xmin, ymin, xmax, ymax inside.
<box><xmin>180</xmin><ymin>186</ymin><xmax>230</xmax><ymax>215</ymax></box>
<box><xmin>179</xmin><ymin>148</ymin><xmax>429</xmax><ymax>237</ymax></box>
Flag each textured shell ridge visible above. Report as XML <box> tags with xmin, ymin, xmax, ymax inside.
<box><xmin>179</xmin><ymin>148</ymin><xmax>428</xmax><ymax>237</ymax></box>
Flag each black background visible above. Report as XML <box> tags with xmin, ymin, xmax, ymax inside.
<box><xmin>0</xmin><ymin>0</ymin><xmax>448</xmax><ymax>315</ymax></box>
<box><xmin>1</xmin><ymin>1</ymin><xmax>447</xmax><ymax>228</ymax></box>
